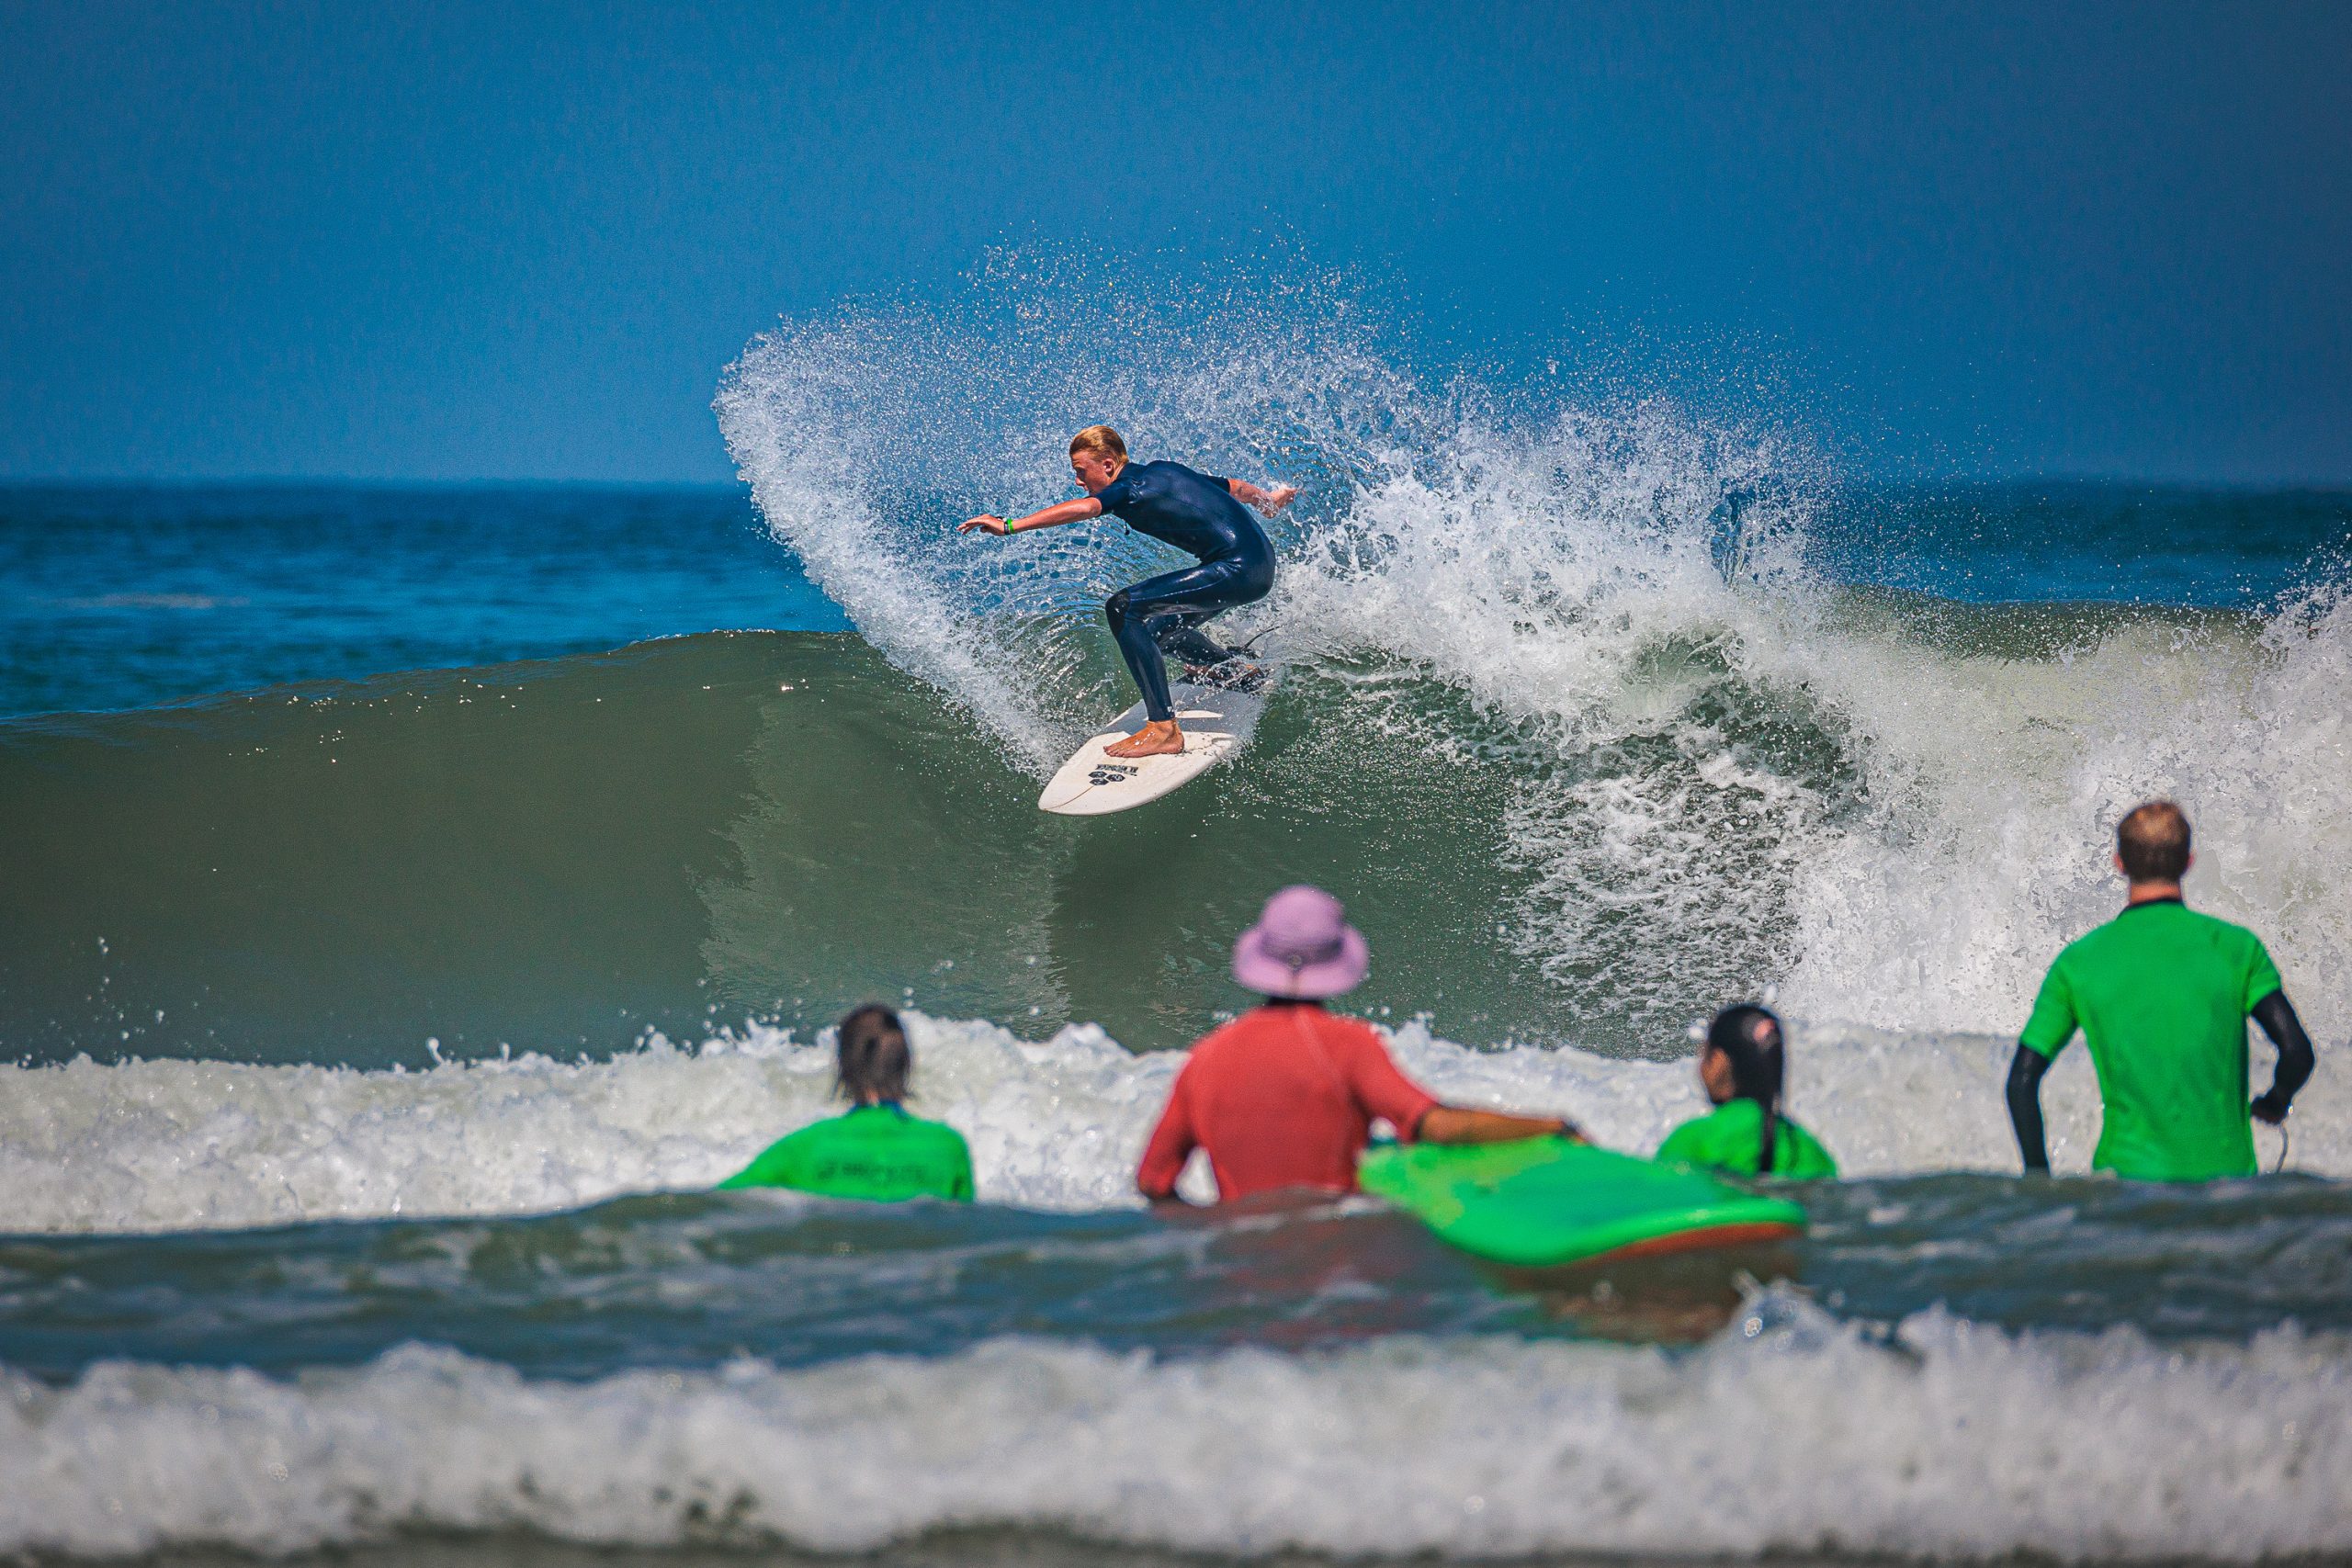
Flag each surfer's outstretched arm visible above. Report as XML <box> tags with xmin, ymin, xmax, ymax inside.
<box><xmin>960</xmin><ymin>497</ymin><xmax>1102</xmax><ymax>536</ymax></box>
<box><xmin>1224</xmin><ymin>478</ymin><xmax>1299</xmax><ymax>515</ymax></box>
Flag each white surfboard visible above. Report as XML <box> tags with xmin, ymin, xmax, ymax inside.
<box><xmin>1037</xmin><ymin>677</ymin><xmax>1271</xmax><ymax>816</ymax></box>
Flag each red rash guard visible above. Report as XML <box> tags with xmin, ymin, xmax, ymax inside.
<box><xmin>1136</xmin><ymin>1003</ymin><xmax>1442</xmax><ymax>1202</ymax></box>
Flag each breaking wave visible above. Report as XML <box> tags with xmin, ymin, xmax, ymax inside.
<box><xmin>5</xmin><ymin>1303</ymin><xmax>2346</xmax><ymax>1560</ymax></box>
<box><xmin>716</xmin><ymin>255</ymin><xmax>2352</xmax><ymax>1053</ymax></box>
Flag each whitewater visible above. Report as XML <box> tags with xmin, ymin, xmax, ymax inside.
<box><xmin>9</xmin><ymin>1314</ymin><xmax>2350</xmax><ymax>1562</ymax></box>
<box><xmin>4</xmin><ymin>1009</ymin><xmax>2348</xmax><ymax>1563</ymax></box>
<box><xmin>3</xmin><ymin>1010</ymin><xmax>2342</xmax><ymax>1235</ymax></box>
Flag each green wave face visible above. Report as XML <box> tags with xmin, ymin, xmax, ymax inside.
<box><xmin>8</xmin><ymin>572</ymin><xmax>2345</xmax><ymax>1071</ymax></box>
<box><xmin>1</xmin><ymin>630</ymin><xmax>1695</xmax><ymax>1066</ymax></box>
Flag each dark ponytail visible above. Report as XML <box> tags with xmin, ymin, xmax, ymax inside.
<box><xmin>835</xmin><ymin>1003</ymin><xmax>911</xmax><ymax>1105</ymax></box>
<box><xmin>1706</xmin><ymin>1004</ymin><xmax>1786</xmax><ymax>1175</ymax></box>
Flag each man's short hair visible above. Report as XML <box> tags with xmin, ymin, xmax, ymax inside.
<box><xmin>2117</xmin><ymin>800</ymin><xmax>2191</xmax><ymax>883</ymax></box>
<box><xmin>1069</xmin><ymin>424</ymin><xmax>1127</xmax><ymax>463</ymax></box>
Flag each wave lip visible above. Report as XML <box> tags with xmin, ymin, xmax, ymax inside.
<box><xmin>3</xmin><ymin>1305</ymin><xmax>2346</xmax><ymax>1561</ymax></box>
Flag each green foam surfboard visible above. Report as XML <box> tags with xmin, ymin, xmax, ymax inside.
<box><xmin>1359</xmin><ymin>1136</ymin><xmax>1807</xmax><ymax>1269</ymax></box>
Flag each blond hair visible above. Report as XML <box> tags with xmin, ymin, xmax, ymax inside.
<box><xmin>1069</xmin><ymin>424</ymin><xmax>1128</xmax><ymax>465</ymax></box>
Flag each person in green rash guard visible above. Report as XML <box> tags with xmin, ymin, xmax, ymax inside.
<box><xmin>1657</xmin><ymin>1004</ymin><xmax>1838</xmax><ymax>1179</ymax></box>
<box><xmin>719</xmin><ymin>1004</ymin><xmax>975</xmax><ymax>1201</ymax></box>
<box><xmin>2007</xmin><ymin>800</ymin><xmax>2317</xmax><ymax>1182</ymax></box>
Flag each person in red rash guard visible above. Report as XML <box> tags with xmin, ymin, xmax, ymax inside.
<box><xmin>1136</xmin><ymin>886</ymin><xmax>1580</xmax><ymax>1205</ymax></box>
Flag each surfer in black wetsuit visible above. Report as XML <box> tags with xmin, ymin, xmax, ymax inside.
<box><xmin>961</xmin><ymin>423</ymin><xmax>1295</xmax><ymax>759</ymax></box>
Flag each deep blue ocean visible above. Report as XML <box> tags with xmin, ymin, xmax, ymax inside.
<box><xmin>4</xmin><ymin>398</ymin><xmax>2350</xmax><ymax>1562</ymax></box>
<box><xmin>0</xmin><ymin>482</ymin><xmax>842</xmax><ymax>719</ymax></box>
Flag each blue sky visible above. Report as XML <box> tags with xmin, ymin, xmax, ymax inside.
<box><xmin>4</xmin><ymin>1</ymin><xmax>2347</xmax><ymax>483</ymax></box>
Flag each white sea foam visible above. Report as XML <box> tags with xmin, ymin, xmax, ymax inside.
<box><xmin>1</xmin><ymin>1010</ymin><xmax>2335</xmax><ymax>1235</ymax></box>
<box><xmin>1781</xmin><ymin>589</ymin><xmax>2352</xmax><ymax>1034</ymax></box>
<box><xmin>715</xmin><ymin>314</ymin><xmax>1069</xmax><ymax>767</ymax></box>
<box><xmin>1278</xmin><ymin>403</ymin><xmax>2352</xmax><ymax>1041</ymax></box>
<box><xmin>4</xmin><ymin>1303</ymin><xmax>2346</xmax><ymax>1560</ymax></box>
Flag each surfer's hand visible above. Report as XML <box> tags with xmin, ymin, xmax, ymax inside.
<box><xmin>959</xmin><ymin>514</ymin><xmax>1009</xmax><ymax>536</ymax></box>
<box><xmin>2251</xmin><ymin>1089</ymin><xmax>2291</xmax><ymax>1124</ymax></box>
<box><xmin>1262</xmin><ymin>484</ymin><xmax>1300</xmax><ymax>513</ymax></box>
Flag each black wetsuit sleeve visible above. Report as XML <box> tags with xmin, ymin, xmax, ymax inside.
<box><xmin>2006</xmin><ymin>1043</ymin><xmax>2052</xmax><ymax>1173</ymax></box>
<box><xmin>2251</xmin><ymin>990</ymin><xmax>2316</xmax><ymax>1117</ymax></box>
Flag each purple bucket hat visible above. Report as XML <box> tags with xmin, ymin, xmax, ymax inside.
<box><xmin>1231</xmin><ymin>885</ymin><xmax>1371</xmax><ymax>999</ymax></box>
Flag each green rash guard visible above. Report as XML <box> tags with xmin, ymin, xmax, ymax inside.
<box><xmin>2020</xmin><ymin>899</ymin><xmax>2281</xmax><ymax>1182</ymax></box>
<box><xmin>1657</xmin><ymin>1099</ymin><xmax>1838</xmax><ymax>1179</ymax></box>
<box><xmin>718</xmin><ymin>1103</ymin><xmax>975</xmax><ymax>1202</ymax></box>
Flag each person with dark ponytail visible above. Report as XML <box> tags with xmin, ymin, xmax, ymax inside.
<box><xmin>1655</xmin><ymin>1004</ymin><xmax>1838</xmax><ymax>1179</ymax></box>
<box><xmin>719</xmin><ymin>1004</ymin><xmax>975</xmax><ymax>1201</ymax></box>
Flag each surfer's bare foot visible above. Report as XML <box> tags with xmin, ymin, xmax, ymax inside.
<box><xmin>1105</xmin><ymin>719</ymin><xmax>1185</xmax><ymax>758</ymax></box>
